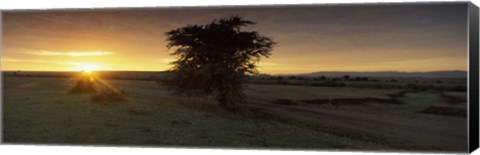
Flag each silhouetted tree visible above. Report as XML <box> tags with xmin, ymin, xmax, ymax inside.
<box><xmin>319</xmin><ymin>76</ymin><xmax>326</xmax><ymax>80</ymax></box>
<box><xmin>343</xmin><ymin>75</ymin><xmax>350</xmax><ymax>81</ymax></box>
<box><xmin>162</xmin><ymin>16</ymin><xmax>276</xmax><ymax>107</ymax></box>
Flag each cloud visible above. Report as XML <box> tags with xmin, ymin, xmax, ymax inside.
<box><xmin>2</xmin><ymin>57</ymin><xmax>49</xmax><ymax>63</ymax></box>
<box><xmin>21</xmin><ymin>50</ymin><xmax>114</xmax><ymax>57</ymax></box>
<box><xmin>2</xmin><ymin>57</ymin><xmax>89</xmax><ymax>67</ymax></box>
<box><xmin>2</xmin><ymin>58</ymin><xmax>21</xmax><ymax>62</ymax></box>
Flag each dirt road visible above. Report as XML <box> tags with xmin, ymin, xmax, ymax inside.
<box><xmin>243</xmin><ymin>100</ymin><xmax>467</xmax><ymax>152</ymax></box>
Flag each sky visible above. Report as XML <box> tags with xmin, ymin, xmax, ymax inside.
<box><xmin>1</xmin><ymin>3</ymin><xmax>469</xmax><ymax>74</ymax></box>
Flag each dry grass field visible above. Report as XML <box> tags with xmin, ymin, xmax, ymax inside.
<box><xmin>2</xmin><ymin>74</ymin><xmax>468</xmax><ymax>152</ymax></box>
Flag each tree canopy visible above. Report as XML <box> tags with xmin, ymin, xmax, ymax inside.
<box><xmin>162</xmin><ymin>16</ymin><xmax>276</xmax><ymax>107</ymax></box>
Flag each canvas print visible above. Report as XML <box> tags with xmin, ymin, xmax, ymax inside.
<box><xmin>1</xmin><ymin>2</ymin><xmax>473</xmax><ymax>153</ymax></box>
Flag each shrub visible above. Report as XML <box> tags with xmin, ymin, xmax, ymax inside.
<box><xmin>317</xmin><ymin>76</ymin><xmax>327</xmax><ymax>81</ymax></box>
<box><xmin>69</xmin><ymin>78</ymin><xmax>96</xmax><ymax>93</ymax></box>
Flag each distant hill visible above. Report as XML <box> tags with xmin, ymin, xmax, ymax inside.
<box><xmin>294</xmin><ymin>70</ymin><xmax>467</xmax><ymax>78</ymax></box>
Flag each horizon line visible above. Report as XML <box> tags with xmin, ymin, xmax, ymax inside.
<box><xmin>1</xmin><ymin>69</ymin><xmax>468</xmax><ymax>74</ymax></box>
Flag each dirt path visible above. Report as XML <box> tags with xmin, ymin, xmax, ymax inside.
<box><xmin>107</xmin><ymin>78</ymin><xmax>467</xmax><ymax>151</ymax></box>
<box><xmin>242</xmin><ymin>100</ymin><xmax>467</xmax><ymax>152</ymax></box>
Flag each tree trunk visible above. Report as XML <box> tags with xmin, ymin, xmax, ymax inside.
<box><xmin>217</xmin><ymin>93</ymin><xmax>228</xmax><ymax>107</ymax></box>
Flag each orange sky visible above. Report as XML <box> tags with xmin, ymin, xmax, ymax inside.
<box><xmin>1</xmin><ymin>3</ymin><xmax>469</xmax><ymax>74</ymax></box>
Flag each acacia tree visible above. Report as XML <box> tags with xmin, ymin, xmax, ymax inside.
<box><xmin>163</xmin><ymin>16</ymin><xmax>276</xmax><ymax>107</ymax></box>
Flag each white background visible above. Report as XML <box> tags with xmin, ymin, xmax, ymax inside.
<box><xmin>0</xmin><ymin>0</ymin><xmax>479</xmax><ymax>155</ymax></box>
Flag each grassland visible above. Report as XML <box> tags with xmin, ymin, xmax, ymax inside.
<box><xmin>2</xmin><ymin>74</ymin><xmax>468</xmax><ymax>152</ymax></box>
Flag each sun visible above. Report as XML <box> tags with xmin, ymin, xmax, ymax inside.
<box><xmin>77</xmin><ymin>64</ymin><xmax>98</xmax><ymax>73</ymax></box>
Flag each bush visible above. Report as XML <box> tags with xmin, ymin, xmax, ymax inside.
<box><xmin>69</xmin><ymin>78</ymin><xmax>96</xmax><ymax>93</ymax></box>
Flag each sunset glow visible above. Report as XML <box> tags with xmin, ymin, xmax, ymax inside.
<box><xmin>77</xmin><ymin>64</ymin><xmax>98</xmax><ymax>73</ymax></box>
<box><xmin>1</xmin><ymin>4</ymin><xmax>468</xmax><ymax>74</ymax></box>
